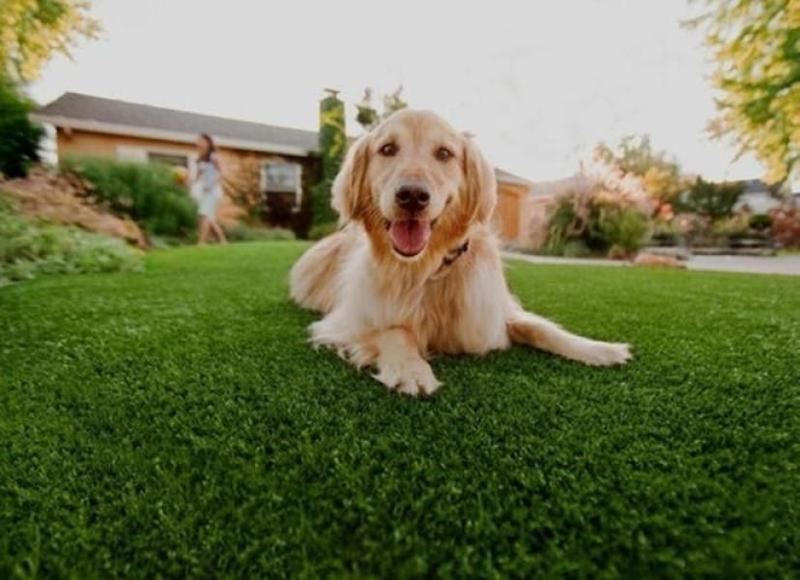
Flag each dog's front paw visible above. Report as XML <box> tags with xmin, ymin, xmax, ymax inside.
<box><xmin>579</xmin><ymin>341</ymin><xmax>632</xmax><ymax>366</ymax></box>
<box><xmin>374</xmin><ymin>356</ymin><xmax>441</xmax><ymax>397</ymax></box>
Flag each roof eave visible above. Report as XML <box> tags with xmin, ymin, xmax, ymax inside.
<box><xmin>32</xmin><ymin>113</ymin><xmax>318</xmax><ymax>158</ymax></box>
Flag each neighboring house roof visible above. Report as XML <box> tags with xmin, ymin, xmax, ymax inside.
<box><xmin>34</xmin><ymin>92</ymin><xmax>319</xmax><ymax>157</ymax></box>
<box><xmin>733</xmin><ymin>178</ymin><xmax>786</xmax><ymax>214</ymax></box>
<box><xmin>736</xmin><ymin>178</ymin><xmax>773</xmax><ymax>194</ymax></box>
<box><xmin>495</xmin><ymin>168</ymin><xmax>532</xmax><ymax>187</ymax></box>
<box><xmin>529</xmin><ymin>174</ymin><xmax>589</xmax><ymax>197</ymax></box>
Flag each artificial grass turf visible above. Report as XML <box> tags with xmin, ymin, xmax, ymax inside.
<box><xmin>1</xmin><ymin>242</ymin><xmax>798</xmax><ymax>578</ymax></box>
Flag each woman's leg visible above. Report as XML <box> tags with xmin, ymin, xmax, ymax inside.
<box><xmin>198</xmin><ymin>216</ymin><xmax>210</xmax><ymax>245</ymax></box>
<box><xmin>210</xmin><ymin>219</ymin><xmax>228</xmax><ymax>244</ymax></box>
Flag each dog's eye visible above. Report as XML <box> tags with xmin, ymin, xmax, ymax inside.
<box><xmin>435</xmin><ymin>147</ymin><xmax>453</xmax><ymax>162</ymax></box>
<box><xmin>379</xmin><ymin>143</ymin><xmax>398</xmax><ymax>157</ymax></box>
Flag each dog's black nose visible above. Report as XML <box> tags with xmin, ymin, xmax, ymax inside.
<box><xmin>395</xmin><ymin>186</ymin><xmax>430</xmax><ymax>213</ymax></box>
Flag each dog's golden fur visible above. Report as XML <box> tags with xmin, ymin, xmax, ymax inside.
<box><xmin>291</xmin><ymin>110</ymin><xmax>631</xmax><ymax>395</ymax></box>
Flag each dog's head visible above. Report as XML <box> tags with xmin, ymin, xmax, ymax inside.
<box><xmin>332</xmin><ymin>109</ymin><xmax>496</xmax><ymax>261</ymax></box>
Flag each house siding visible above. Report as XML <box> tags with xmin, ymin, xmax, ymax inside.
<box><xmin>56</xmin><ymin>128</ymin><xmax>319</xmax><ymax>236</ymax></box>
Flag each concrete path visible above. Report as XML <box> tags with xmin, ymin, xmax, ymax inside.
<box><xmin>504</xmin><ymin>251</ymin><xmax>800</xmax><ymax>276</ymax></box>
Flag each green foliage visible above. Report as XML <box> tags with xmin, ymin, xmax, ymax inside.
<box><xmin>543</xmin><ymin>197</ymin><xmax>579</xmax><ymax>255</ymax></box>
<box><xmin>355</xmin><ymin>85</ymin><xmax>408</xmax><ymax>131</ymax></box>
<box><xmin>591</xmin><ymin>203</ymin><xmax>651</xmax><ymax>256</ymax></box>
<box><xmin>60</xmin><ymin>155</ymin><xmax>197</xmax><ymax>236</ymax></box>
<box><xmin>307</xmin><ymin>221</ymin><xmax>339</xmax><ymax>240</ymax></box>
<box><xmin>381</xmin><ymin>85</ymin><xmax>408</xmax><ymax>118</ymax></box>
<box><xmin>544</xmin><ymin>193</ymin><xmax>650</xmax><ymax>258</ymax></box>
<box><xmin>0</xmin><ymin>0</ymin><xmax>100</xmax><ymax>82</ymax></box>
<box><xmin>749</xmin><ymin>213</ymin><xmax>773</xmax><ymax>232</ymax></box>
<box><xmin>651</xmin><ymin>219</ymin><xmax>679</xmax><ymax>246</ymax></box>
<box><xmin>711</xmin><ymin>213</ymin><xmax>751</xmax><ymax>241</ymax></box>
<box><xmin>355</xmin><ymin>88</ymin><xmax>380</xmax><ymax>131</ymax></box>
<box><xmin>1</xmin><ymin>242</ymin><xmax>799</xmax><ymax>576</ymax></box>
<box><xmin>312</xmin><ymin>91</ymin><xmax>346</xmax><ymax>228</ymax></box>
<box><xmin>0</xmin><ymin>80</ymin><xmax>44</xmax><ymax>178</ymax></box>
<box><xmin>686</xmin><ymin>0</ymin><xmax>799</xmax><ymax>184</ymax></box>
<box><xmin>676</xmin><ymin>177</ymin><xmax>744</xmax><ymax>219</ymax></box>
<box><xmin>0</xmin><ymin>193</ymin><xmax>141</xmax><ymax>284</ymax></box>
<box><xmin>224</xmin><ymin>222</ymin><xmax>295</xmax><ymax>242</ymax></box>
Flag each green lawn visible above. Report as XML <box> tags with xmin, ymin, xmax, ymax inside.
<box><xmin>1</xmin><ymin>242</ymin><xmax>798</xmax><ymax>578</ymax></box>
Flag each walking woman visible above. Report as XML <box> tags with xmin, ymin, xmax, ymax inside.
<box><xmin>192</xmin><ymin>133</ymin><xmax>227</xmax><ymax>245</ymax></box>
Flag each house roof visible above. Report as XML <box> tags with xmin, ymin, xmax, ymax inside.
<box><xmin>36</xmin><ymin>93</ymin><xmax>533</xmax><ymax>182</ymax></box>
<box><xmin>736</xmin><ymin>179</ymin><xmax>771</xmax><ymax>194</ymax></box>
<box><xmin>34</xmin><ymin>92</ymin><xmax>319</xmax><ymax>157</ymax></box>
<box><xmin>495</xmin><ymin>168</ymin><xmax>532</xmax><ymax>186</ymax></box>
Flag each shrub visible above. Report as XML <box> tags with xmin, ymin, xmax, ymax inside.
<box><xmin>711</xmin><ymin>214</ymin><xmax>750</xmax><ymax>242</ymax></box>
<box><xmin>308</xmin><ymin>221</ymin><xmax>339</xmax><ymax>241</ymax></box>
<box><xmin>651</xmin><ymin>219</ymin><xmax>678</xmax><ymax>246</ymax></box>
<box><xmin>749</xmin><ymin>213</ymin><xmax>772</xmax><ymax>232</ymax></box>
<box><xmin>224</xmin><ymin>223</ymin><xmax>295</xmax><ymax>242</ymax></box>
<box><xmin>543</xmin><ymin>191</ymin><xmax>649</xmax><ymax>258</ymax></box>
<box><xmin>592</xmin><ymin>204</ymin><xmax>650</xmax><ymax>257</ymax></box>
<box><xmin>60</xmin><ymin>156</ymin><xmax>196</xmax><ymax>236</ymax></box>
<box><xmin>770</xmin><ymin>206</ymin><xmax>800</xmax><ymax>248</ymax></box>
<box><xmin>0</xmin><ymin>194</ymin><xmax>142</xmax><ymax>285</ymax></box>
<box><xmin>676</xmin><ymin>177</ymin><xmax>744</xmax><ymax>219</ymax></box>
<box><xmin>0</xmin><ymin>80</ymin><xmax>44</xmax><ymax>178</ymax></box>
<box><xmin>673</xmin><ymin>213</ymin><xmax>711</xmax><ymax>247</ymax></box>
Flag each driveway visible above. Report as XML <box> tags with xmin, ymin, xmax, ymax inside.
<box><xmin>504</xmin><ymin>252</ymin><xmax>800</xmax><ymax>276</ymax></box>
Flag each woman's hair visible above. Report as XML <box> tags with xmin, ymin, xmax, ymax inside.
<box><xmin>198</xmin><ymin>133</ymin><xmax>216</xmax><ymax>162</ymax></box>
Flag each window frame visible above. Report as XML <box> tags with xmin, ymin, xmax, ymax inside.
<box><xmin>261</xmin><ymin>160</ymin><xmax>303</xmax><ymax>209</ymax></box>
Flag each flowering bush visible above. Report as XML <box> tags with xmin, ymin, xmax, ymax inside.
<box><xmin>542</xmin><ymin>159</ymin><xmax>653</xmax><ymax>258</ymax></box>
<box><xmin>770</xmin><ymin>206</ymin><xmax>800</xmax><ymax>248</ymax></box>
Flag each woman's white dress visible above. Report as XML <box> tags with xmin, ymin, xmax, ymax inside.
<box><xmin>193</xmin><ymin>153</ymin><xmax>223</xmax><ymax>218</ymax></box>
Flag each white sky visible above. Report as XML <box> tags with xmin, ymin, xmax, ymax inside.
<box><xmin>30</xmin><ymin>0</ymin><xmax>766</xmax><ymax>182</ymax></box>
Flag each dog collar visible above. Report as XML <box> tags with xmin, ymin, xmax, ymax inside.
<box><xmin>441</xmin><ymin>239</ymin><xmax>470</xmax><ymax>267</ymax></box>
<box><xmin>432</xmin><ymin>239</ymin><xmax>470</xmax><ymax>278</ymax></box>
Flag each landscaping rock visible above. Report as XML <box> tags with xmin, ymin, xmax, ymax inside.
<box><xmin>0</xmin><ymin>166</ymin><xmax>148</xmax><ymax>248</ymax></box>
<box><xmin>633</xmin><ymin>252</ymin><xmax>686</xmax><ymax>269</ymax></box>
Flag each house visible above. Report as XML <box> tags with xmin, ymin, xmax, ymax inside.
<box><xmin>733</xmin><ymin>179</ymin><xmax>785</xmax><ymax>214</ymax></box>
<box><xmin>34</xmin><ymin>92</ymin><xmax>532</xmax><ymax>239</ymax></box>
<box><xmin>34</xmin><ymin>92</ymin><xmax>320</xmax><ymax>232</ymax></box>
<box><xmin>493</xmin><ymin>168</ymin><xmax>534</xmax><ymax>241</ymax></box>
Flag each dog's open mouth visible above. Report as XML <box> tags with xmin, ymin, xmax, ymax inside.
<box><xmin>388</xmin><ymin>219</ymin><xmax>431</xmax><ymax>257</ymax></box>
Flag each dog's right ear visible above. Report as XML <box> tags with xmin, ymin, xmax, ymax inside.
<box><xmin>331</xmin><ymin>134</ymin><xmax>371</xmax><ymax>225</ymax></box>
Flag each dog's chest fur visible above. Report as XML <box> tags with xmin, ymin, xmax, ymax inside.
<box><xmin>389</xmin><ymin>232</ymin><xmax>511</xmax><ymax>355</ymax></box>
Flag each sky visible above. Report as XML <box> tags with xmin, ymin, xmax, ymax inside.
<box><xmin>31</xmin><ymin>0</ymin><xmax>766</xmax><ymax>182</ymax></box>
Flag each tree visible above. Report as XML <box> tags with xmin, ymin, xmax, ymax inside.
<box><xmin>355</xmin><ymin>85</ymin><xmax>408</xmax><ymax>132</ymax></box>
<box><xmin>593</xmin><ymin>135</ymin><xmax>684</xmax><ymax>204</ymax></box>
<box><xmin>0</xmin><ymin>78</ymin><xmax>44</xmax><ymax>177</ymax></box>
<box><xmin>676</xmin><ymin>177</ymin><xmax>744</xmax><ymax>219</ymax></box>
<box><xmin>355</xmin><ymin>88</ymin><xmax>379</xmax><ymax>131</ymax></box>
<box><xmin>686</xmin><ymin>0</ymin><xmax>799</xmax><ymax>184</ymax></box>
<box><xmin>0</xmin><ymin>0</ymin><xmax>100</xmax><ymax>82</ymax></box>
<box><xmin>310</xmin><ymin>89</ymin><xmax>346</xmax><ymax>228</ymax></box>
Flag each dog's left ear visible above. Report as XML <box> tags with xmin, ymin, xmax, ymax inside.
<box><xmin>332</xmin><ymin>134</ymin><xmax>371</xmax><ymax>225</ymax></box>
<box><xmin>461</xmin><ymin>134</ymin><xmax>497</xmax><ymax>224</ymax></box>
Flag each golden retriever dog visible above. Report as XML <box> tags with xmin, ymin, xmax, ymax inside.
<box><xmin>290</xmin><ymin>110</ymin><xmax>631</xmax><ymax>396</ymax></box>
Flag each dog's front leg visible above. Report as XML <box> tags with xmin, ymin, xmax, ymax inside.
<box><xmin>368</xmin><ymin>327</ymin><xmax>440</xmax><ymax>397</ymax></box>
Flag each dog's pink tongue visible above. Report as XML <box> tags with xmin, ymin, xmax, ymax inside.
<box><xmin>389</xmin><ymin>219</ymin><xmax>431</xmax><ymax>256</ymax></box>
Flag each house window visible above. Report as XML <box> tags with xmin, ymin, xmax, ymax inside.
<box><xmin>262</xmin><ymin>162</ymin><xmax>302</xmax><ymax>208</ymax></box>
<box><xmin>148</xmin><ymin>152</ymin><xmax>189</xmax><ymax>168</ymax></box>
